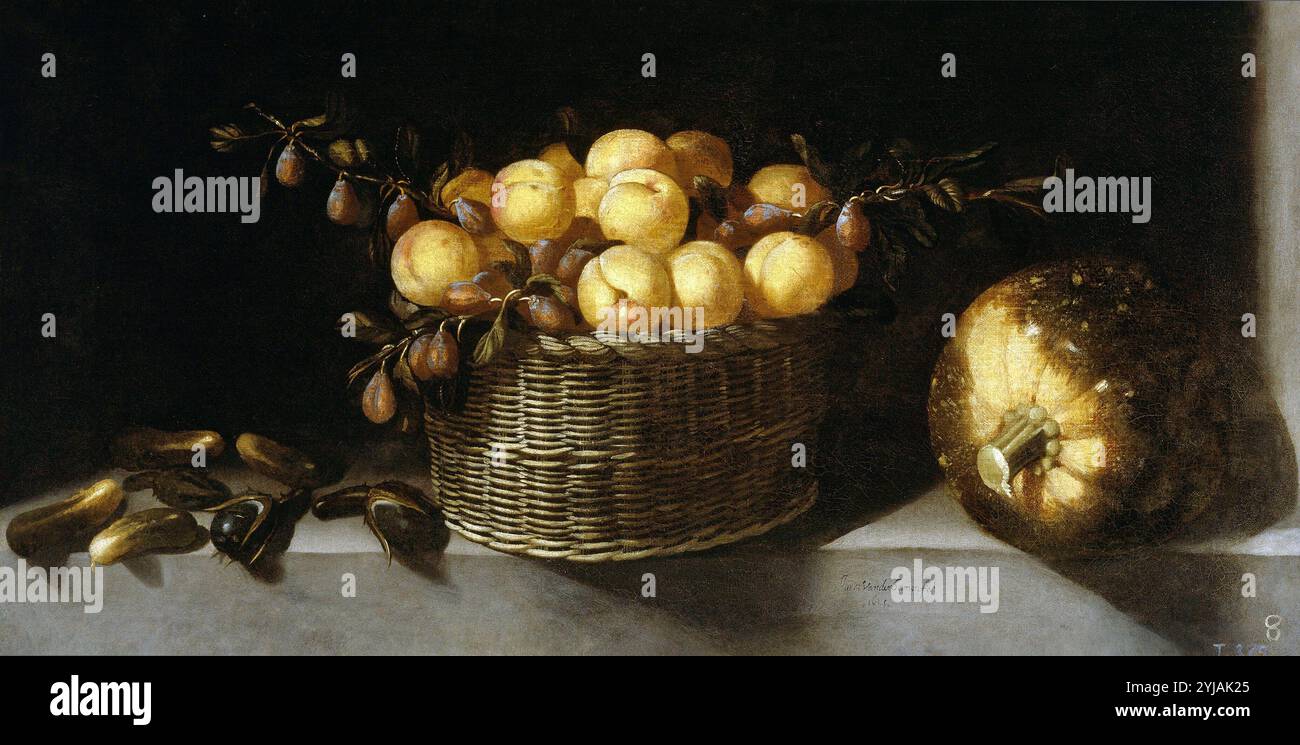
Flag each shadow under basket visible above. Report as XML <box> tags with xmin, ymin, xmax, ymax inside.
<box><xmin>422</xmin><ymin>313</ymin><xmax>836</xmax><ymax>561</ymax></box>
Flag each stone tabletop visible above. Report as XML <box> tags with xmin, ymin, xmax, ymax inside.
<box><xmin>2</xmin><ymin>434</ymin><xmax>1295</xmax><ymax>656</ymax></box>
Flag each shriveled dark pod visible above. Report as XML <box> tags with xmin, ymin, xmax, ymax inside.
<box><xmin>310</xmin><ymin>485</ymin><xmax>372</xmax><ymax>521</ymax></box>
<box><xmin>122</xmin><ymin>467</ymin><xmax>232</xmax><ymax>510</ymax></box>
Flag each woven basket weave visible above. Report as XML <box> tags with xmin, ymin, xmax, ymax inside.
<box><xmin>422</xmin><ymin>313</ymin><xmax>835</xmax><ymax>561</ymax></box>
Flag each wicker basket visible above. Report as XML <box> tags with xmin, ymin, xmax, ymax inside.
<box><xmin>421</xmin><ymin>313</ymin><xmax>835</xmax><ymax>561</ymax></box>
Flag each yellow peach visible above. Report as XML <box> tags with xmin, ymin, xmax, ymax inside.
<box><xmin>473</xmin><ymin>232</ymin><xmax>516</xmax><ymax>268</ymax></box>
<box><xmin>390</xmin><ymin>220</ymin><xmax>485</xmax><ymax>307</ymax></box>
<box><xmin>747</xmin><ymin>164</ymin><xmax>833</xmax><ymax>211</ymax></box>
<box><xmin>490</xmin><ymin>160</ymin><xmax>576</xmax><ymax>243</ymax></box>
<box><xmin>668</xmin><ymin>241</ymin><xmax>745</xmax><ymax>328</ymax></box>
<box><xmin>573</xmin><ymin>177</ymin><xmax>609</xmax><ymax>219</ymax></box>
<box><xmin>555</xmin><ymin>216</ymin><xmax>605</xmax><ymax>246</ymax></box>
<box><xmin>440</xmin><ymin>167</ymin><xmax>493</xmax><ymax>207</ymax></box>
<box><xmin>538</xmin><ymin>142</ymin><xmax>584</xmax><ymax>182</ymax></box>
<box><xmin>743</xmin><ymin>231</ymin><xmax>835</xmax><ymax>318</ymax></box>
<box><xmin>666</xmin><ymin>130</ymin><xmax>733</xmax><ymax>193</ymax></box>
<box><xmin>576</xmin><ymin>245</ymin><xmax>673</xmax><ymax>329</ymax></box>
<box><xmin>584</xmin><ymin>129</ymin><xmax>679</xmax><ymax>182</ymax></box>
<box><xmin>596</xmin><ymin>168</ymin><xmax>689</xmax><ymax>254</ymax></box>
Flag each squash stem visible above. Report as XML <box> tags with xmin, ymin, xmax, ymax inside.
<box><xmin>977</xmin><ymin>405</ymin><xmax>1062</xmax><ymax>499</ymax></box>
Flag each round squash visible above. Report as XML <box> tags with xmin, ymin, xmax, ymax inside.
<box><xmin>927</xmin><ymin>257</ymin><xmax>1229</xmax><ymax>555</ymax></box>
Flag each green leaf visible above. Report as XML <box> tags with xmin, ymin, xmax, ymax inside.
<box><xmin>208</xmin><ymin>123</ymin><xmax>244</xmax><ymax>152</ymax></box>
<box><xmin>472</xmin><ymin>303</ymin><xmax>511</xmax><ymax>367</ymax></box>
<box><xmin>368</xmin><ymin>223</ymin><xmax>393</xmax><ymax>270</ymax></box>
<box><xmin>354</xmin><ymin>138</ymin><xmax>373</xmax><ymax>164</ymax></box>
<box><xmin>923</xmin><ymin>181</ymin><xmax>963</xmax><ymax>212</ymax></box>
<box><xmin>555</xmin><ymin>106</ymin><xmax>579</xmax><ymax>135</ymax></box>
<box><xmin>392</xmin><ymin>349</ymin><xmax>420</xmax><ymax>394</ymax></box>
<box><xmin>428</xmin><ymin>162</ymin><xmax>451</xmax><ymax>208</ymax></box>
<box><xmin>934</xmin><ymin>142</ymin><xmax>998</xmax><ymax>176</ymax></box>
<box><xmin>401</xmin><ymin>307</ymin><xmax>449</xmax><ymax>332</ymax></box>
<box><xmin>295</xmin><ymin>113</ymin><xmax>329</xmax><ymax>129</ymax></box>
<box><xmin>301</xmin><ymin>93</ymin><xmax>355</xmax><ymax>139</ymax></box>
<box><xmin>525</xmin><ymin>273</ymin><xmax>563</xmax><ymax>290</ymax></box>
<box><xmin>933</xmin><ymin>142</ymin><xmax>996</xmax><ymax>165</ymax></box>
<box><xmin>997</xmin><ymin>176</ymin><xmax>1045</xmax><ymax>191</ymax></box>
<box><xmin>939</xmin><ymin>177</ymin><xmax>964</xmax><ymax>204</ymax></box>
<box><xmin>503</xmin><ymin>239</ymin><xmax>532</xmax><ymax>277</ymax></box>
<box><xmin>565</xmin><ymin>238</ymin><xmax>618</xmax><ymax>255</ymax></box>
<box><xmin>328</xmin><ymin>139</ymin><xmax>358</xmax><ymax>167</ymax></box>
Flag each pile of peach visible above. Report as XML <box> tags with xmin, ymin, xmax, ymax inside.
<box><xmin>388</xmin><ymin>128</ymin><xmax>868</xmax><ymax>334</ymax></box>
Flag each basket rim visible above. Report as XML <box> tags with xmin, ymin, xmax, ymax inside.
<box><xmin>498</xmin><ymin>310</ymin><xmax>841</xmax><ymax>363</ymax></box>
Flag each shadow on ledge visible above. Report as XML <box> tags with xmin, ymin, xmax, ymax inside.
<box><xmin>1051</xmin><ymin>357</ymin><xmax>1297</xmax><ymax>655</ymax></box>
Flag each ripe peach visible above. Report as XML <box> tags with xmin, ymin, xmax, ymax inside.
<box><xmin>743</xmin><ymin>231</ymin><xmax>835</xmax><ymax>318</ymax></box>
<box><xmin>538</xmin><ymin>142</ymin><xmax>584</xmax><ymax>182</ymax></box>
<box><xmin>573</xmin><ymin>177</ymin><xmax>609</xmax><ymax>219</ymax></box>
<box><xmin>390</xmin><ymin>220</ymin><xmax>485</xmax><ymax>307</ymax></box>
<box><xmin>596</xmin><ymin>168</ymin><xmax>689</xmax><ymax>254</ymax></box>
<box><xmin>439</xmin><ymin>167</ymin><xmax>494</xmax><ymax>207</ymax></box>
<box><xmin>747</xmin><ymin>164</ymin><xmax>833</xmax><ymax>211</ymax></box>
<box><xmin>584</xmin><ymin>129</ymin><xmax>679</xmax><ymax>182</ymax></box>
<box><xmin>473</xmin><ymin>233</ymin><xmax>516</xmax><ymax>268</ymax></box>
<box><xmin>576</xmin><ymin>245</ymin><xmax>673</xmax><ymax>329</ymax></box>
<box><xmin>666</xmin><ymin>131</ymin><xmax>733</xmax><ymax>194</ymax></box>
<box><xmin>668</xmin><ymin>241</ymin><xmax>745</xmax><ymax>328</ymax></box>
<box><xmin>490</xmin><ymin>160</ymin><xmax>576</xmax><ymax>243</ymax></box>
<box><xmin>554</xmin><ymin>216</ymin><xmax>605</xmax><ymax>246</ymax></box>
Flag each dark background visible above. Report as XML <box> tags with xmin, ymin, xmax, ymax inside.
<box><xmin>0</xmin><ymin>1</ymin><xmax>1260</xmax><ymax>503</ymax></box>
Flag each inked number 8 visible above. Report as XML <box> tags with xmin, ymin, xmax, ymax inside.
<box><xmin>1264</xmin><ymin>614</ymin><xmax>1282</xmax><ymax>642</ymax></box>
